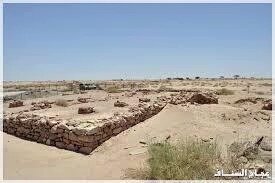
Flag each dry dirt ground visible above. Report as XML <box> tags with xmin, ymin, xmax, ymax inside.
<box><xmin>3</xmin><ymin>79</ymin><xmax>272</xmax><ymax>179</ymax></box>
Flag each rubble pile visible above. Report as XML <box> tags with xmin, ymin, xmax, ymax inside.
<box><xmin>187</xmin><ymin>92</ymin><xmax>218</xmax><ymax>104</ymax></box>
<box><xmin>139</xmin><ymin>98</ymin><xmax>150</xmax><ymax>103</ymax></box>
<box><xmin>114</xmin><ymin>100</ymin><xmax>129</xmax><ymax>107</ymax></box>
<box><xmin>262</xmin><ymin>100</ymin><xmax>272</xmax><ymax>110</ymax></box>
<box><xmin>30</xmin><ymin>101</ymin><xmax>52</xmax><ymax>111</ymax></box>
<box><xmin>169</xmin><ymin>91</ymin><xmax>218</xmax><ymax>105</ymax></box>
<box><xmin>9</xmin><ymin>100</ymin><xmax>23</xmax><ymax>108</ymax></box>
<box><xmin>78</xmin><ymin>107</ymin><xmax>95</xmax><ymax>114</ymax></box>
<box><xmin>77</xmin><ymin>97</ymin><xmax>89</xmax><ymax>103</ymax></box>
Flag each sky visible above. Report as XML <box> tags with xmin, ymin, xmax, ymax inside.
<box><xmin>4</xmin><ymin>3</ymin><xmax>272</xmax><ymax>81</ymax></box>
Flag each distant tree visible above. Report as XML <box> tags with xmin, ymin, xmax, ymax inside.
<box><xmin>186</xmin><ymin>77</ymin><xmax>191</xmax><ymax>80</ymax></box>
<box><xmin>195</xmin><ymin>76</ymin><xmax>200</xmax><ymax>80</ymax></box>
<box><xmin>233</xmin><ymin>75</ymin><xmax>240</xmax><ymax>79</ymax></box>
<box><xmin>220</xmin><ymin>76</ymin><xmax>225</xmax><ymax>79</ymax></box>
<box><xmin>166</xmin><ymin>78</ymin><xmax>172</xmax><ymax>80</ymax></box>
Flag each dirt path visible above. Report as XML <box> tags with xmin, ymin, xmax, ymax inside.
<box><xmin>4</xmin><ymin>104</ymin><xmax>270</xmax><ymax>179</ymax></box>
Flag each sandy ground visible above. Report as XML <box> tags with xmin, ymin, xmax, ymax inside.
<box><xmin>3</xmin><ymin>90</ymin><xmax>165</xmax><ymax>123</ymax></box>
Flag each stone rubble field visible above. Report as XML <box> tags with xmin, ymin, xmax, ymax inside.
<box><xmin>3</xmin><ymin>79</ymin><xmax>272</xmax><ymax>179</ymax></box>
<box><xmin>4</xmin><ymin>88</ymin><xmax>217</xmax><ymax>154</ymax></box>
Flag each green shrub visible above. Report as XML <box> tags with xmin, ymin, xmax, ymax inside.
<box><xmin>125</xmin><ymin>139</ymin><xmax>221</xmax><ymax>180</ymax></box>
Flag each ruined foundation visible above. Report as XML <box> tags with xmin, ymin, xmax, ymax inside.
<box><xmin>3</xmin><ymin>102</ymin><xmax>166</xmax><ymax>154</ymax></box>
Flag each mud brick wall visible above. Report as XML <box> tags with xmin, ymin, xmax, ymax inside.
<box><xmin>3</xmin><ymin>102</ymin><xmax>166</xmax><ymax>154</ymax></box>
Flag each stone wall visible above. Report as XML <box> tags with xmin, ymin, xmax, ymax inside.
<box><xmin>3</xmin><ymin>102</ymin><xmax>166</xmax><ymax>154</ymax></box>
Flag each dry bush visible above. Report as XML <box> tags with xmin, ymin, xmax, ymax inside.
<box><xmin>55</xmin><ymin>98</ymin><xmax>68</xmax><ymax>107</ymax></box>
<box><xmin>105</xmin><ymin>86</ymin><xmax>122</xmax><ymax>93</ymax></box>
<box><xmin>125</xmin><ymin>139</ymin><xmax>221</xmax><ymax>180</ymax></box>
<box><xmin>216</xmin><ymin>88</ymin><xmax>234</xmax><ymax>95</ymax></box>
<box><xmin>124</xmin><ymin>167</ymin><xmax>150</xmax><ymax>180</ymax></box>
<box><xmin>159</xmin><ymin>85</ymin><xmax>168</xmax><ymax>91</ymax></box>
<box><xmin>158</xmin><ymin>85</ymin><xmax>173</xmax><ymax>91</ymax></box>
<box><xmin>124</xmin><ymin>138</ymin><xmax>272</xmax><ymax>180</ymax></box>
<box><xmin>60</xmin><ymin>84</ymin><xmax>74</xmax><ymax>92</ymax></box>
<box><xmin>60</xmin><ymin>88</ymin><xmax>73</xmax><ymax>92</ymax></box>
<box><xmin>260</xmin><ymin>83</ymin><xmax>272</xmax><ymax>87</ymax></box>
<box><xmin>255</xmin><ymin>91</ymin><xmax>265</xmax><ymax>95</ymax></box>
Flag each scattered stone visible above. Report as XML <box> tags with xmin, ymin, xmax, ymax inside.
<box><xmin>77</xmin><ymin>97</ymin><xmax>88</xmax><ymax>103</ymax></box>
<box><xmin>78</xmin><ymin>107</ymin><xmax>95</xmax><ymax>114</ymax></box>
<box><xmin>157</xmin><ymin>96</ymin><xmax>169</xmax><ymax>102</ymax></box>
<box><xmin>168</xmin><ymin>91</ymin><xmax>218</xmax><ymax>105</ymax></box>
<box><xmin>139</xmin><ymin>141</ymin><xmax>147</xmax><ymax>145</ymax></box>
<box><xmin>169</xmin><ymin>95</ymin><xmax>186</xmax><ymax>105</ymax></box>
<box><xmin>139</xmin><ymin>98</ymin><xmax>150</xmax><ymax>103</ymax></box>
<box><xmin>259</xmin><ymin>136</ymin><xmax>272</xmax><ymax>151</ymax></box>
<box><xmin>125</xmin><ymin>92</ymin><xmax>137</xmax><ymax>97</ymax></box>
<box><xmin>114</xmin><ymin>100</ymin><xmax>128</xmax><ymax>107</ymax></box>
<box><xmin>66</xmin><ymin>121</ymin><xmax>79</xmax><ymax>127</ymax></box>
<box><xmin>9</xmin><ymin>100</ymin><xmax>23</xmax><ymax>108</ymax></box>
<box><xmin>30</xmin><ymin>101</ymin><xmax>51</xmax><ymax>111</ymax></box>
<box><xmin>234</xmin><ymin>97</ymin><xmax>265</xmax><ymax>104</ymax></box>
<box><xmin>262</xmin><ymin>101</ymin><xmax>272</xmax><ymax>110</ymax></box>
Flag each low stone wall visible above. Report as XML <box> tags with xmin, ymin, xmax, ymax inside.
<box><xmin>3</xmin><ymin>102</ymin><xmax>166</xmax><ymax>154</ymax></box>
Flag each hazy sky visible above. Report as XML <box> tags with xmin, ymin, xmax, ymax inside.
<box><xmin>4</xmin><ymin>3</ymin><xmax>272</xmax><ymax>81</ymax></box>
